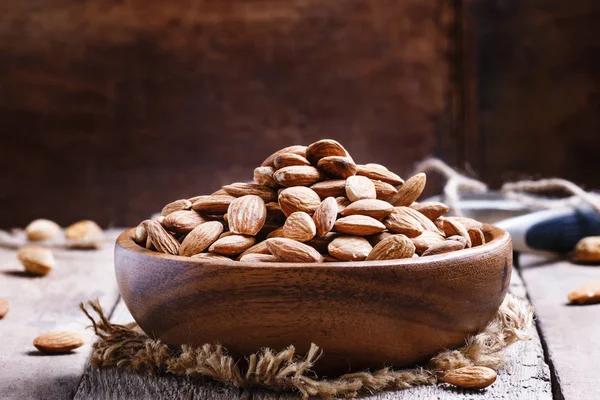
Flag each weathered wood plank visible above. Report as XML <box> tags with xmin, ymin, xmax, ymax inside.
<box><xmin>519</xmin><ymin>254</ymin><xmax>600</xmax><ymax>400</ymax></box>
<box><xmin>0</xmin><ymin>230</ymin><xmax>123</xmax><ymax>400</ymax></box>
<box><xmin>76</xmin><ymin>269</ymin><xmax>551</xmax><ymax>399</ymax></box>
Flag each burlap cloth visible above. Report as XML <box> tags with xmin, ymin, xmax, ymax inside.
<box><xmin>80</xmin><ymin>294</ymin><xmax>533</xmax><ymax>398</ymax></box>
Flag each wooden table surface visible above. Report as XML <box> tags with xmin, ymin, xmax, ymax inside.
<box><xmin>0</xmin><ymin>229</ymin><xmax>597</xmax><ymax>399</ymax></box>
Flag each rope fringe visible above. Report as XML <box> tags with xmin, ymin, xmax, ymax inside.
<box><xmin>80</xmin><ymin>294</ymin><xmax>533</xmax><ymax>398</ymax></box>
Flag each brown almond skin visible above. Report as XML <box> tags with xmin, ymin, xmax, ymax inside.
<box><xmin>468</xmin><ymin>228</ymin><xmax>486</xmax><ymax>247</ymax></box>
<box><xmin>446</xmin><ymin>216</ymin><xmax>484</xmax><ymax>230</ymax></box>
<box><xmin>366</xmin><ymin>234</ymin><xmax>415</xmax><ymax>260</ymax></box>
<box><xmin>368</xmin><ymin>231</ymin><xmax>394</xmax><ymax>246</ymax></box>
<box><xmin>192</xmin><ymin>195</ymin><xmax>236</xmax><ymax>214</ymax></box>
<box><xmin>274</xmin><ymin>153</ymin><xmax>311</xmax><ymax>169</ymax></box>
<box><xmin>356</xmin><ymin>164</ymin><xmax>404</xmax><ymax>186</ymax></box>
<box><xmin>222</xmin><ymin>183</ymin><xmax>277</xmax><ymax>202</ymax></box>
<box><xmin>0</xmin><ymin>298</ymin><xmax>9</xmax><ymax>318</ymax></box>
<box><xmin>442</xmin><ymin>366</ymin><xmax>497</xmax><ymax>389</ymax></box>
<box><xmin>239</xmin><ymin>254</ymin><xmax>280</xmax><ymax>262</ymax></box>
<box><xmin>410</xmin><ymin>231</ymin><xmax>446</xmax><ymax>254</ymax></box>
<box><xmin>388</xmin><ymin>173</ymin><xmax>426</xmax><ymax>206</ymax></box>
<box><xmin>572</xmin><ymin>236</ymin><xmax>600</xmax><ymax>263</ymax></box>
<box><xmin>340</xmin><ymin>199</ymin><xmax>394</xmax><ymax>220</ymax></box>
<box><xmin>411</xmin><ymin>201</ymin><xmax>450</xmax><ymax>221</ymax></box>
<box><xmin>568</xmin><ymin>281</ymin><xmax>600</xmax><ymax>305</ymax></box>
<box><xmin>208</xmin><ymin>235</ymin><xmax>256</xmax><ymax>256</ymax></box>
<box><xmin>335</xmin><ymin>197</ymin><xmax>351</xmax><ymax>213</ymax></box>
<box><xmin>33</xmin><ymin>331</ymin><xmax>84</xmax><ymax>354</ymax></box>
<box><xmin>422</xmin><ymin>240</ymin><xmax>465</xmax><ymax>256</ymax></box>
<box><xmin>383</xmin><ymin>208</ymin><xmax>424</xmax><ymax>238</ymax></box>
<box><xmin>179</xmin><ymin>221</ymin><xmax>224</xmax><ymax>256</ymax></box>
<box><xmin>273</xmin><ymin>166</ymin><xmax>325</xmax><ymax>187</ymax></box>
<box><xmin>317</xmin><ymin>156</ymin><xmax>357</xmax><ymax>179</ymax></box>
<box><xmin>162</xmin><ymin>210</ymin><xmax>206</xmax><ymax>234</ymax></box>
<box><xmin>345</xmin><ymin>176</ymin><xmax>377</xmax><ymax>202</ymax></box>
<box><xmin>310</xmin><ymin>180</ymin><xmax>347</xmax><ymax>198</ymax></box>
<box><xmin>278</xmin><ymin>187</ymin><xmax>322</xmax><ymax>216</ymax></box>
<box><xmin>313</xmin><ymin>197</ymin><xmax>338</xmax><ymax>237</ymax></box>
<box><xmin>282</xmin><ymin>212</ymin><xmax>316</xmax><ymax>242</ymax></box>
<box><xmin>328</xmin><ymin>236</ymin><xmax>372</xmax><ymax>261</ymax></box>
<box><xmin>237</xmin><ymin>240</ymin><xmax>271</xmax><ymax>259</ymax></box>
<box><xmin>227</xmin><ymin>195</ymin><xmax>267</xmax><ymax>236</ymax></box>
<box><xmin>253</xmin><ymin>166</ymin><xmax>279</xmax><ymax>188</ymax></box>
<box><xmin>334</xmin><ymin>215</ymin><xmax>386</xmax><ymax>236</ymax></box>
<box><xmin>261</xmin><ymin>145</ymin><xmax>307</xmax><ymax>167</ymax></box>
<box><xmin>161</xmin><ymin>199</ymin><xmax>192</xmax><ymax>217</ymax></box>
<box><xmin>306</xmin><ymin>139</ymin><xmax>349</xmax><ymax>165</ymax></box>
<box><xmin>372</xmin><ymin>180</ymin><xmax>398</xmax><ymax>200</ymax></box>
<box><xmin>266</xmin><ymin>238</ymin><xmax>324</xmax><ymax>263</ymax></box>
<box><xmin>442</xmin><ymin>218</ymin><xmax>472</xmax><ymax>248</ymax></box>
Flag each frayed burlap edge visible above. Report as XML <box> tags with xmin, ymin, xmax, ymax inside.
<box><xmin>80</xmin><ymin>294</ymin><xmax>533</xmax><ymax>398</ymax></box>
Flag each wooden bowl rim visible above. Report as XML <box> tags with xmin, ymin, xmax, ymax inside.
<box><xmin>116</xmin><ymin>224</ymin><xmax>510</xmax><ymax>269</ymax></box>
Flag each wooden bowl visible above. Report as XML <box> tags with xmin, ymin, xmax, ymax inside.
<box><xmin>115</xmin><ymin>225</ymin><xmax>512</xmax><ymax>375</ymax></box>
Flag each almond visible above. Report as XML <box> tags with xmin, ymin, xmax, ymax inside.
<box><xmin>384</xmin><ymin>207</ymin><xmax>441</xmax><ymax>238</ymax></box>
<box><xmin>239</xmin><ymin>253</ymin><xmax>280</xmax><ymax>262</ymax></box>
<box><xmin>266</xmin><ymin>238</ymin><xmax>323</xmax><ymax>263</ymax></box>
<box><xmin>310</xmin><ymin>180</ymin><xmax>347</xmax><ymax>198</ymax></box>
<box><xmin>388</xmin><ymin>173</ymin><xmax>426</xmax><ymax>206</ymax></box>
<box><xmin>190</xmin><ymin>253</ymin><xmax>234</xmax><ymax>261</ymax></box>
<box><xmin>0</xmin><ymin>298</ymin><xmax>9</xmax><ymax>318</ymax></box>
<box><xmin>468</xmin><ymin>228</ymin><xmax>486</xmax><ymax>247</ymax></box>
<box><xmin>208</xmin><ymin>234</ymin><xmax>256</xmax><ymax>256</ymax></box>
<box><xmin>278</xmin><ymin>187</ymin><xmax>321</xmax><ymax>216</ymax></box>
<box><xmin>446</xmin><ymin>216</ymin><xmax>484</xmax><ymax>230</ymax></box>
<box><xmin>422</xmin><ymin>240</ymin><xmax>465</xmax><ymax>256</ymax></box>
<box><xmin>273</xmin><ymin>166</ymin><xmax>325</xmax><ymax>187</ymax></box>
<box><xmin>179</xmin><ymin>221</ymin><xmax>223</xmax><ymax>256</ymax></box>
<box><xmin>306</xmin><ymin>139</ymin><xmax>350</xmax><ymax>165</ymax></box>
<box><xmin>441</xmin><ymin>218</ymin><xmax>472</xmax><ymax>247</ymax></box>
<box><xmin>410</xmin><ymin>231</ymin><xmax>445</xmax><ymax>254</ymax></box>
<box><xmin>345</xmin><ymin>176</ymin><xmax>376</xmax><ymax>202</ymax></box>
<box><xmin>335</xmin><ymin>215</ymin><xmax>386</xmax><ymax>236</ymax></box>
<box><xmin>227</xmin><ymin>195</ymin><xmax>267</xmax><ymax>236</ymax></box>
<box><xmin>328</xmin><ymin>236</ymin><xmax>372</xmax><ymax>261</ymax></box>
<box><xmin>368</xmin><ymin>231</ymin><xmax>394</xmax><ymax>246</ymax></box>
<box><xmin>261</xmin><ymin>145</ymin><xmax>307</xmax><ymax>167</ymax></box>
<box><xmin>573</xmin><ymin>236</ymin><xmax>600</xmax><ymax>263</ymax></box>
<box><xmin>134</xmin><ymin>223</ymin><xmax>147</xmax><ymax>245</ymax></box>
<box><xmin>237</xmin><ymin>240</ymin><xmax>270</xmax><ymax>259</ymax></box>
<box><xmin>323</xmin><ymin>254</ymin><xmax>341</xmax><ymax>262</ymax></box>
<box><xmin>372</xmin><ymin>180</ymin><xmax>398</xmax><ymax>200</ymax></box>
<box><xmin>335</xmin><ymin>196</ymin><xmax>351</xmax><ymax>213</ymax></box>
<box><xmin>222</xmin><ymin>182</ymin><xmax>277</xmax><ymax>202</ymax></box>
<box><xmin>568</xmin><ymin>281</ymin><xmax>600</xmax><ymax>305</ymax></box>
<box><xmin>210</xmin><ymin>189</ymin><xmax>229</xmax><ymax>196</ymax></box>
<box><xmin>446</xmin><ymin>235</ymin><xmax>469</xmax><ymax>247</ymax></box>
<box><xmin>162</xmin><ymin>210</ymin><xmax>206</xmax><ymax>233</ymax></box>
<box><xmin>411</xmin><ymin>201</ymin><xmax>449</xmax><ymax>221</ymax></box>
<box><xmin>17</xmin><ymin>246</ymin><xmax>55</xmax><ymax>275</ymax></box>
<box><xmin>313</xmin><ymin>197</ymin><xmax>338</xmax><ymax>237</ymax></box>
<box><xmin>253</xmin><ymin>166</ymin><xmax>279</xmax><ymax>188</ymax></box>
<box><xmin>25</xmin><ymin>219</ymin><xmax>61</xmax><ymax>241</ymax></box>
<box><xmin>356</xmin><ymin>164</ymin><xmax>403</xmax><ymax>186</ymax></box>
<box><xmin>65</xmin><ymin>220</ymin><xmax>104</xmax><ymax>249</ymax></box>
<box><xmin>283</xmin><ymin>212</ymin><xmax>316</xmax><ymax>242</ymax></box>
<box><xmin>340</xmin><ymin>199</ymin><xmax>394</xmax><ymax>220</ymax></box>
<box><xmin>317</xmin><ymin>156</ymin><xmax>357</xmax><ymax>179</ymax></box>
<box><xmin>192</xmin><ymin>195</ymin><xmax>236</xmax><ymax>214</ymax></box>
<box><xmin>161</xmin><ymin>199</ymin><xmax>192</xmax><ymax>217</ymax></box>
<box><xmin>366</xmin><ymin>234</ymin><xmax>415</xmax><ymax>260</ymax></box>
<box><xmin>274</xmin><ymin>153</ymin><xmax>311</xmax><ymax>169</ymax></box>
<box><xmin>442</xmin><ymin>366</ymin><xmax>497</xmax><ymax>389</ymax></box>
<box><xmin>266</xmin><ymin>226</ymin><xmax>286</xmax><ymax>238</ymax></box>
<box><xmin>143</xmin><ymin>220</ymin><xmax>180</xmax><ymax>255</ymax></box>
<box><xmin>33</xmin><ymin>331</ymin><xmax>84</xmax><ymax>354</ymax></box>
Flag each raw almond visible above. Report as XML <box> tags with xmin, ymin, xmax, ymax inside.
<box><xmin>25</xmin><ymin>219</ymin><xmax>61</xmax><ymax>241</ymax></box>
<box><xmin>356</xmin><ymin>164</ymin><xmax>404</xmax><ymax>186</ymax></box>
<box><xmin>266</xmin><ymin>226</ymin><xmax>286</xmax><ymax>238</ymax></box>
<box><xmin>253</xmin><ymin>166</ymin><xmax>279</xmax><ymax>188</ymax></box>
<box><xmin>446</xmin><ymin>216</ymin><xmax>484</xmax><ymax>230</ymax></box>
<box><xmin>335</xmin><ymin>196</ymin><xmax>351</xmax><ymax>213</ymax></box>
<box><xmin>468</xmin><ymin>228</ymin><xmax>486</xmax><ymax>247</ymax></box>
<box><xmin>134</xmin><ymin>223</ymin><xmax>147</xmax><ymax>245</ymax></box>
<box><xmin>273</xmin><ymin>166</ymin><xmax>325</xmax><ymax>187</ymax></box>
<box><xmin>144</xmin><ymin>220</ymin><xmax>180</xmax><ymax>255</ymax></box>
<box><xmin>192</xmin><ymin>195</ymin><xmax>236</xmax><ymax>214</ymax></box>
<box><xmin>447</xmin><ymin>235</ymin><xmax>469</xmax><ymax>247</ymax></box>
<box><xmin>237</xmin><ymin>240</ymin><xmax>270</xmax><ymax>259</ymax></box>
<box><xmin>317</xmin><ymin>156</ymin><xmax>357</xmax><ymax>179</ymax></box>
<box><xmin>340</xmin><ymin>199</ymin><xmax>394</xmax><ymax>220</ymax></box>
<box><xmin>441</xmin><ymin>218</ymin><xmax>472</xmax><ymax>247</ymax></box>
<box><xmin>162</xmin><ymin>210</ymin><xmax>206</xmax><ymax>233</ymax></box>
<box><xmin>261</xmin><ymin>145</ymin><xmax>307</xmax><ymax>167</ymax></box>
<box><xmin>179</xmin><ymin>221</ymin><xmax>223</xmax><ymax>256</ymax></box>
<box><xmin>210</xmin><ymin>189</ymin><xmax>229</xmax><ymax>196</ymax></box>
<box><xmin>411</xmin><ymin>201</ymin><xmax>449</xmax><ymax>221</ymax></box>
<box><xmin>422</xmin><ymin>240</ymin><xmax>465</xmax><ymax>256</ymax></box>
<box><xmin>190</xmin><ymin>253</ymin><xmax>234</xmax><ymax>261</ymax></box>
<box><xmin>310</xmin><ymin>180</ymin><xmax>347</xmax><ymax>198</ymax></box>
<box><xmin>239</xmin><ymin>253</ymin><xmax>280</xmax><ymax>262</ymax></box>
<box><xmin>283</xmin><ymin>212</ymin><xmax>316</xmax><ymax>242</ymax></box>
<box><xmin>227</xmin><ymin>195</ymin><xmax>267</xmax><ymax>236</ymax></box>
<box><xmin>17</xmin><ymin>245</ymin><xmax>55</xmax><ymax>275</ymax></box>
<box><xmin>442</xmin><ymin>366</ymin><xmax>497</xmax><ymax>389</ymax></box>
<box><xmin>278</xmin><ymin>187</ymin><xmax>322</xmax><ymax>216</ymax></box>
<box><xmin>345</xmin><ymin>176</ymin><xmax>376</xmax><ymax>202</ymax></box>
<box><xmin>222</xmin><ymin>182</ymin><xmax>277</xmax><ymax>202</ymax></box>
<box><xmin>388</xmin><ymin>173</ymin><xmax>426</xmax><ymax>206</ymax></box>
<box><xmin>313</xmin><ymin>197</ymin><xmax>338</xmax><ymax>237</ymax></box>
<box><xmin>33</xmin><ymin>331</ymin><xmax>84</xmax><ymax>354</ymax></box>
<box><xmin>328</xmin><ymin>236</ymin><xmax>372</xmax><ymax>261</ymax></box>
<box><xmin>572</xmin><ymin>236</ymin><xmax>600</xmax><ymax>263</ymax></box>
<box><xmin>208</xmin><ymin>235</ymin><xmax>256</xmax><ymax>256</ymax></box>
<box><xmin>0</xmin><ymin>298</ymin><xmax>9</xmax><ymax>318</ymax></box>
<box><xmin>372</xmin><ymin>180</ymin><xmax>398</xmax><ymax>200</ymax></box>
<box><xmin>274</xmin><ymin>153</ymin><xmax>311</xmax><ymax>169</ymax></box>
<box><xmin>384</xmin><ymin>208</ymin><xmax>424</xmax><ymax>237</ymax></box>
<box><xmin>335</xmin><ymin>215</ymin><xmax>386</xmax><ymax>236</ymax></box>
<box><xmin>368</xmin><ymin>231</ymin><xmax>394</xmax><ymax>246</ymax></box>
<box><xmin>160</xmin><ymin>199</ymin><xmax>192</xmax><ymax>217</ymax></box>
<box><xmin>306</xmin><ymin>139</ymin><xmax>349</xmax><ymax>165</ymax></box>
<box><xmin>65</xmin><ymin>220</ymin><xmax>104</xmax><ymax>249</ymax></box>
<box><xmin>568</xmin><ymin>282</ymin><xmax>600</xmax><ymax>305</ymax></box>
<box><xmin>366</xmin><ymin>234</ymin><xmax>415</xmax><ymax>260</ymax></box>
<box><xmin>410</xmin><ymin>231</ymin><xmax>445</xmax><ymax>254</ymax></box>
<box><xmin>266</xmin><ymin>238</ymin><xmax>323</xmax><ymax>263</ymax></box>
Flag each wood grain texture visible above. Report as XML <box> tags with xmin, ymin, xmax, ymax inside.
<box><xmin>520</xmin><ymin>254</ymin><xmax>600</xmax><ymax>400</ymax></box>
<box><xmin>75</xmin><ymin>268</ymin><xmax>551</xmax><ymax>399</ymax></box>
<box><xmin>115</xmin><ymin>225</ymin><xmax>511</xmax><ymax>375</ymax></box>
<box><xmin>0</xmin><ymin>230</ymin><xmax>122</xmax><ymax>400</ymax></box>
<box><xmin>0</xmin><ymin>0</ymin><xmax>454</xmax><ymax>228</ymax></box>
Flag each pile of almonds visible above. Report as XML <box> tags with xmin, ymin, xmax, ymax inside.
<box><xmin>135</xmin><ymin>139</ymin><xmax>488</xmax><ymax>263</ymax></box>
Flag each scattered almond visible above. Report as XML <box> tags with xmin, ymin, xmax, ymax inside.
<box><xmin>568</xmin><ymin>281</ymin><xmax>600</xmax><ymax>305</ymax></box>
<box><xmin>0</xmin><ymin>298</ymin><xmax>9</xmax><ymax>318</ymax></box>
<box><xmin>442</xmin><ymin>366</ymin><xmax>497</xmax><ymax>389</ymax></box>
<box><xmin>340</xmin><ymin>199</ymin><xmax>394</xmax><ymax>220</ymax></box>
<box><xmin>572</xmin><ymin>236</ymin><xmax>600</xmax><ymax>263</ymax></box>
<box><xmin>25</xmin><ymin>219</ymin><xmax>61</xmax><ymax>241</ymax></box>
<box><xmin>227</xmin><ymin>195</ymin><xmax>267</xmax><ymax>236</ymax></box>
<box><xmin>328</xmin><ymin>236</ymin><xmax>373</xmax><ymax>261</ymax></box>
<box><xmin>388</xmin><ymin>173</ymin><xmax>426</xmax><ymax>206</ymax></box>
<box><xmin>283</xmin><ymin>212</ymin><xmax>316</xmax><ymax>242</ymax></box>
<box><xmin>266</xmin><ymin>238</ymin><xmax>324</xmax><ymax>263</ymax></box>
<box><xmin>422</xmin><ymin>240</ymin><xmax>465</xmax><ymax>257</ymax></box>
<box><xmin>33</xmin><ymin>331</ymin><xmax>85</xmax><ymax>354</ymax></box>
<box><xmin>208</xmin><ymin>235</ymin><xmax>256</xmax><ymax>256</ymax></box>
<box><xmin>179</xmin><ymin>221</ymin><xmax>223</xmax><ymax>256</ymax></box>
<box><xmin>345</xmin><ymin>176</ymin><xmax>376</xmax><ymax>202</ymax></box>
<box><xmin>335</xmin><ymin>215</ymin><xmax>386</xmax><ymax>236</ymax></box>
<box><xmin>366</xmin><ymin>234</ymin><xmax>415</xmax><ymax>260</ymax></box>
<box><xmin>65</xmin><ymin>220</ymin><xmax>104</xmax><ymax>249</ymax></box>
<box><xmin>17</xmin><ymin>246</ymin><xmax>56</xmax><ymax>275</ymax></box>
<box><xmin>160</xmin><ymin>199</ymin><xmax>192</xmax><ymax>217</ymax></box>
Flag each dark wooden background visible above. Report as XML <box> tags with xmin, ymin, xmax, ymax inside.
<box><xmin>1</xmin><ymin>0</ymin><xmax>599</xmax><ymax>228</ymax></box>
